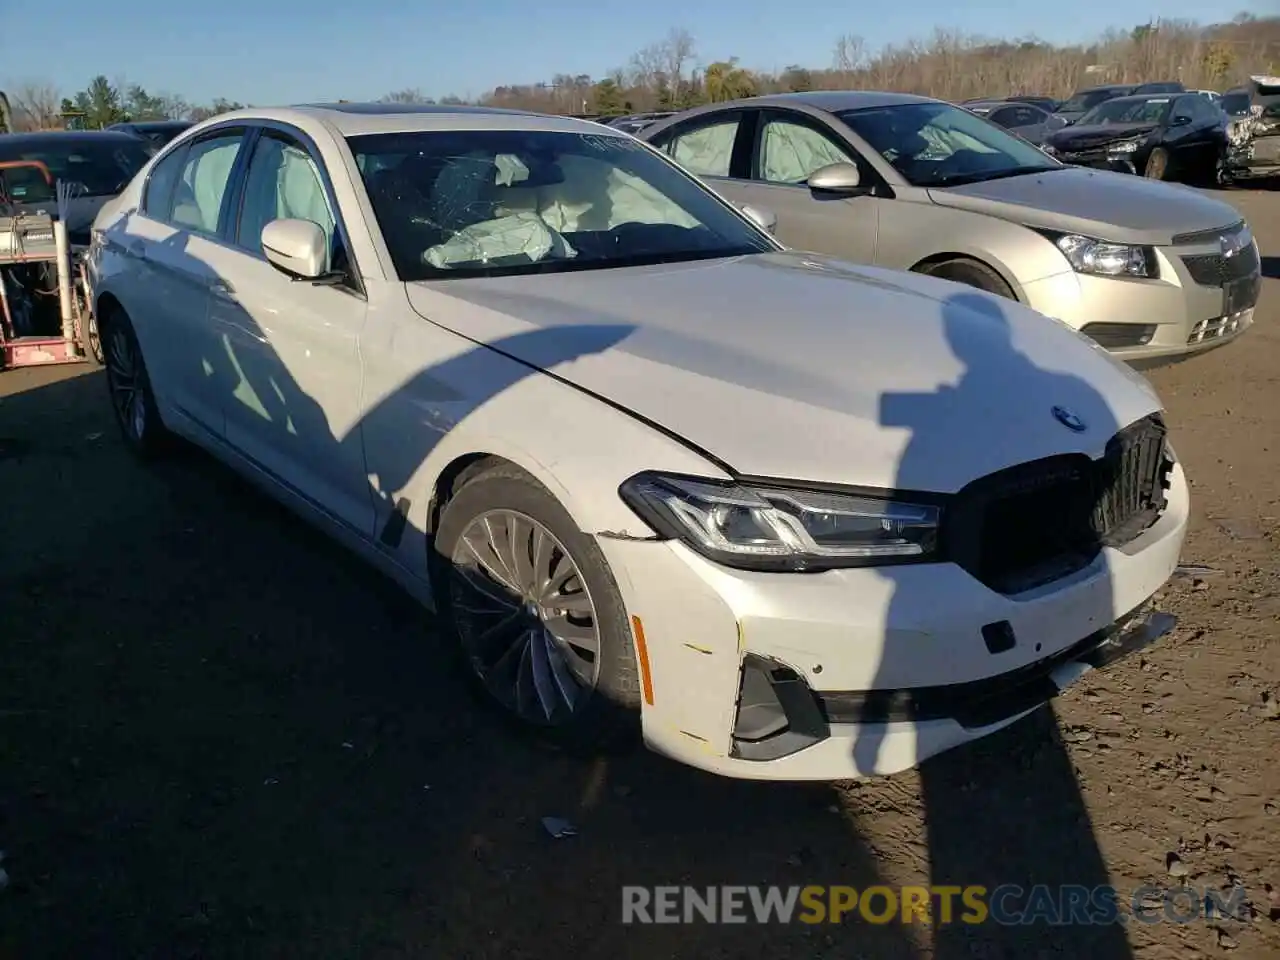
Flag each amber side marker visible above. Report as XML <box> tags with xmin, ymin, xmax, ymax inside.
<box><xmin>631</xmin><ymin>615</ymin><xmax>655</xmax><ymax>706</ymax></box>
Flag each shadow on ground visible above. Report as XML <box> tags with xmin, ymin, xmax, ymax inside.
<box><xmin>0</xmin><ymin>368</ymin><xmax>1128</xmax><ymax>959</ymax></box>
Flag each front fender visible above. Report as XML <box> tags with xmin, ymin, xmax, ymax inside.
<box><xmin>878</xmin><ymin>199</ymin><xmax>1074</xmax><ymax>300</ymax></box>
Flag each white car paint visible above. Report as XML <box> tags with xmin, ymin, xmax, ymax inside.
<box><xmin>88</xmin><ymin>104</ymin><xmax>1188</xmax><ymax>781</ymax></box>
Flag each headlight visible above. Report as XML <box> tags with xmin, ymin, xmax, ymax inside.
<box><xmin>1108</xmin><ymin>139</ymin><xmax>1140</xmax><ymax>154</ymax></box>
<box><xmin>1054</xmin><ymin>234</ymin><xmax>1156</xmax><ymax>278</ymax></box>
<box><xmin>618</xmin><ymin>472</ymin><xmax>941</xmax><ymax>572</ymax></box>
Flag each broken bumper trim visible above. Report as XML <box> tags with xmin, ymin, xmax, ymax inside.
<box><xmin>729</xmin><ymin>606</ymin><xmax>1175</xmax><ymax>762</ymax></box>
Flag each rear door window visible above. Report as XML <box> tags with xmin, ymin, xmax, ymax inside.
<box><xmin>170</xmin><ymin>132</ymin><xmax>247</xmax><ymax>236</ymax></box>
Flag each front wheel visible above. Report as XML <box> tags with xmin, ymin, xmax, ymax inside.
<box><xmin>101</xmin><ymin>306</ymin><xmax>169</xmax><ymax>458</ymax></box>
<box><xmin>1144</xmin><ymin>148</ymin><xmax>1170</xmax><ymax>181</ymax></box>
<box><xmin>433</xmin><ymin>462</ymin><xmax>641</xmax><ymax>752</ymax></box>
<box><xmin>917</xmin><ymin>258</ymin><xmax>1015</xmax><ymax>300</ymax></box>
<box><xmin>76</xmin><ymin>303</ymin><xmax>104</xmax><ymax>367</ymax></box>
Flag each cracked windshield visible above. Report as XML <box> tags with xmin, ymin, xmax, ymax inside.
<box><xmin>351</xmin><ymin>129</ymin><xmax>773</xmax><ymax>279</ymax></box>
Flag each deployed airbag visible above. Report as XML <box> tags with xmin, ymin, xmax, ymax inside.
<box><xmin>423</xmin><ymin>211</ymin><xmax>576</xmax><ymax>268</ymax></box>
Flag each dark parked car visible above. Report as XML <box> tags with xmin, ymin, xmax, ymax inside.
<box><xmin>605</xmin><ymin>112</ymin><xmax>674</xmax><ymax>134</ymax></box>
<box><xmin>1221</xmin><ymin>87</ymin><xmax>1252</xmax><ymax>118</ymax></box>
<box><xmin>1005</xmin><ymin>95</ymin><xmax>1060</xmax><ymax>112</ymax></box>
<box><xmin>1042</xmin><ymin>92</ymin><xmax>1225</xmax><ymax>181</ymax></box>
<box><xmin>1053</xmin><ymin>84</ymin><xmax>1134</xmax><ymax>125</ymax></box>
<box><xmin>0</xmin><ymin>130</ymin><xmax>152</xmax><ymax>244</ymax></box>
<box><xmin>963</xmin><ymin>100</ymin><xmax>1066</xmax><ymax>143</ymax></box>
<box><xmin>1131</xmin><ymin>81</ymin><xmax>1186</xmax><ymax>95</ymax></box>
<box><xmin>107</xmin><ymin>119</ymin><xmax>194</xmax><ymax>150</ymax></box>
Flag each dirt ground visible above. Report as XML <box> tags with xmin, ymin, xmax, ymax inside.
<box><xmin>1</xmin><ymin>188</ymin><xmax>1278</xmax><ymax>960</ymax></box>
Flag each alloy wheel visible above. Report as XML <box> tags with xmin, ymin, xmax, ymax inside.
<box><xmin>449</xmin><ymin>509</ymin><xmax>601</xmax><ymax>725</ymax></box>
<box><xmin>105</xmin><ymin>324</ymin><xmax>146</xmax><ymax>441</ymax></box>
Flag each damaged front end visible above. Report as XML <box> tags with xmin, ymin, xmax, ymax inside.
<box><xmin>1224</xmin><ymin>76</ymin><xmax>1280</xmax><ymax>181</ymax></box>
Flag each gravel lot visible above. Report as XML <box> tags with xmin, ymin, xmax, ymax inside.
<box><xmin>2</xmin><ymin>188</ymin><xmax>1278</xmax><ymax>960</ymax></box>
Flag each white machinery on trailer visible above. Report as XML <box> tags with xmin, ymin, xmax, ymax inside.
<box><xmin>0</xmin><ymin>159</ymin><xmax>101</xmax><ymax>371</ymax></box>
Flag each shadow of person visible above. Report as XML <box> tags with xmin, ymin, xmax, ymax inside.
<box><xmin>863</xmin><ymin>289</ymin><xmax>1136</xmax><ymax>958</ymax></box>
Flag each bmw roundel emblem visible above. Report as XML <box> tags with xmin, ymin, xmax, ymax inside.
<box><xmin>1052</xmin><ymin>406</ymin><xmax>1087</xmax><ymax>432</ymax></box>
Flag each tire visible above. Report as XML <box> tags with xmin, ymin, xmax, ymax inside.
<box><xmin>432</xmin><ymin>462</ymin><xmax>641</xmax><ymax>753</ymax></box>
<box><xmin>76</xmin><ymin>302</ymin><xmax>104</xmax><ymax>367</ymax></box>
<box><xmin>918</xmin><ymin>258</ymin><xmax>1016</xmax><ymax>300</ymax></box>
<box><xmin>100</xmin><ymin>305</ymin><xmax>169</xmax><ymax>458</ymax></box>
<box><xmin>1144</xmin><ymin>148</ymin><xmax>1170</xmax><ymax>181</ymax></box>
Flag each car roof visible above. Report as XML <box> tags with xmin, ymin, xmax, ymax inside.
<box><xmin>739</xmin><ymin>91</ymin><xmax>937</xmax><ymax>111</ymax></box>
<box><xmin>1095</xmin><ymin>93</ymin><xmax>1180</xmax><ymax>106</ymax></box>
<box><xmin>202</xmin><ymin>102</ymin><xmax>623</xmax><ymax>138</ymax></box>
<box><xmin>0</xmin><ymin>130</ymin><xmax>149</xmax><ymax>150</ymax></box>
<box><xmin>115</xmin><ymin>119</ymin><xmax>192</xmax><ymax>129</ymax></box>
<box><xmin>964</xmin><ymin>101</ymin><xmax>1011</xmax><ymax>110</ymax></box>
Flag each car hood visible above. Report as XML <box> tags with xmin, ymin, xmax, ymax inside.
<box><xmin>1045</xmin><ymin>122</ymin><xmax>1159</xmax><ymax>149</ymax></box>
<box><xmin>9</xmin><ymin>195</ymin><xmax>112</xmax><ymax>246</ymax></box>
<box><xmin>926</xmin><ymin>167</ymin><xmax>1239</xmax><ymax>244</ymax></box>
<box><xmin>405</xmin><ymin>252</ymin><xmax>1161</xmax><ymax>492</ymax></box>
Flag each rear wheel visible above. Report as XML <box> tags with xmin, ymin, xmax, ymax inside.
<box><xmin>917</xmin><ymin>258</ymin><xmax>1015</xmax><ymax>300</ymax></box>
<box><xmin>433</xmin><ymin>462</ymin><xmax>641</xmax><ymax>752</ymax></box>
<box><xmin>101</xmin><ymin>306</ymin><xmax>169</xmax><ymax>458</ymax></box>
<box><xmin>1144</xmin><ymin>148</ymin><xmax>1170</xmax><ymax>181</ymax></box>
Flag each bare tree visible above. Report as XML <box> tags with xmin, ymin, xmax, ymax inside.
<box><xmin>379</xmin><ymin>88</ymin><xmax>433</xmax><ymax>104</ymax></box>
<box><xmin>833</xmin><ymin>34</ymin><xmax>867</xmax><ymax>77</ymax></box>
<box><xmin>660</xmin><ymin>28</ymin><xmax>697</xmax><ymax>104</ymax></box>
<box><xmin>157</xmin><ymin>92</ymin><xmax>190</xmax><ymax>120</ymax></box>
<box><xmin>9</xmin><ymin>82</ymin><xmax>62</xmax><ymax>130</ymax></box>
<box><xmin>629</xmin><ymin>40</ymin><xmax>666</xmax><ymax>91</ymax></box>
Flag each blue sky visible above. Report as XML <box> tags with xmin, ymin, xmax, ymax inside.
<box><xmin>3</xmin><ymin>0</ymin><xmax>1250</xmax><ymax>105</ymax></box>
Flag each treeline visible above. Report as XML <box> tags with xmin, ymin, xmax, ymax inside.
<box><xmin>4</xmin><ymin>14</ymin><xmax>1278</xmax><ymax>132</ymax></box>
<box><xmin>2</xmin><ymin>76</ymin><xmax>245</xmax><ymax>132</ymax></box>
<box><xmin>481</xmin><ymin>16</ymin><xmax>1280</xmax><ymax>116</ymax></box>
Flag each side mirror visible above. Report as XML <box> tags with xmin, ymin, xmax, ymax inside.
<box><xmin>262</xmin><ymin>218</ymin><xmax>327</xmax><ymax>279</ymax></box>
<box><xmin>806</xmin><ymin>162</ymin><xmax>863</xmax><ymax>194</ymax></box>
<box><xmin>740</xmin><ymin>204</ymin><xmax>777</xmax><ymax>235</ymax></box>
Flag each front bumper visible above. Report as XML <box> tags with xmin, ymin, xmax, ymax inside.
<box><xmin>1021</xmin><ymin>236</ymin><xmax>1260</xmax><ymax>365</ymax></box>
<box><xmin>1050</xmin><ymin>148</ymin><xmax>1145</xmax><ymax>176</ymax></box>
<box><xmin>597</xmin><ymin>463</ymin><xmax>1189</xmax><ymax>781</ymax></box>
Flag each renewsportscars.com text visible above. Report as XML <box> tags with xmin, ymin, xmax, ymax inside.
<box><xmin>621</xmin><ymin>884</ymin><xmax>1248</xmax><ymax>926</ymax></box>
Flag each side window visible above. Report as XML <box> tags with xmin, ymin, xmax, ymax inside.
<box><xmin>1192</xmin><ymin>98</ymin><xmax>1219</xmax><ymax>123</ymax></box>
<box><xmin>988</xmin><ymin>107</ymin><xmax>1018</xmax><ymax>128</ymax></box>
<box><xmin>758</xmin><ymin>117</ymin><xmax>855</xmax><ymax>184</ymax></box>
<box><xmin>236</xmin><ymin>132</ymin><xmax>337</xmax><ymax>268</ymax></box>
<box><xmin>666</xmin><ymin>119</ymin><xmax>740</xmax><ymax>177</ymax></box>
<box><xmin>1171</xmin><ymin>98</ymin><xmax>1195</xmax><ymax>123</ymax></box>
<box><xmin>170</xmin><ymin>133</ymin><xmax>245</xmax><ymax>235</ymax></box>
<box><xmin>1011</xmin><ymin>107</ymin><xmax>1042</xmax><ymax>127</ymax></box>
<box><xmin>141</xmin><ymin>144</ymin><xmax>189</xmax><ymax>221</ymax></box>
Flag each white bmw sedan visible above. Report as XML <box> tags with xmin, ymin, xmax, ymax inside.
<box><xmin>88</xmin><ymin>103</ymin><xmax>1188</xmax><ymax>781</ymax></box>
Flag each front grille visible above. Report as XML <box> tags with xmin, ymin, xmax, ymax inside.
<box><xmin>945</xmin><ymin>415</ymin><xmax>1172</xmax><ymax>594</ymax></box>
<box><xmin>1181</xmin><ymin>242</ymin><xmax>1259</xmax><ymax>287</ymax></box>
<box><xmin>1080</xmin><ymin>322</ymin><xmax>1157</xmax><ymax>349</ymax></box>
